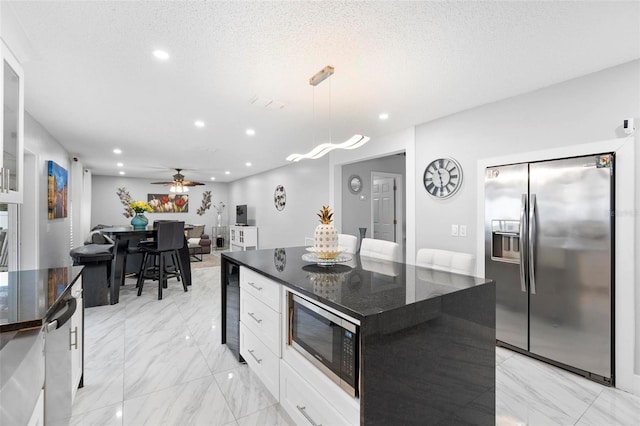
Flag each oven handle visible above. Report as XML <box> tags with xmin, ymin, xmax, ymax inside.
<box><xmin>292</xmin><ymin>294</ymin><xmax>356</xmax><ymax>333</ymax></box>
<box><xmin>46</xmin><ymin>297</ymin><xmax>77</xmax><ymax>332</ymax></box>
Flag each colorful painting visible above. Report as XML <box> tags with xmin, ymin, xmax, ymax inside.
<box><xmin>47</xmin><ymin>160</ymin><xmax>68</xmax><ymax>219</ymax></box>
<box><xmin>147</xmin><ymin>193</ymin><xmax>189</xmax><ymax>213</ymax></box>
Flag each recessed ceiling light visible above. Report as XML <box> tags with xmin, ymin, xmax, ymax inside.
<box><xmin>194</xmin><ymin>120</ymin><xmax>205</xmax><ymax>128</ymax></box>
<box><xmin>210</xmin><ymin>177</ymin><xmax>216</xmax><ymax>181</ymax></box>
<box><xmin>153</xmin><ymin>50</ymin><xmax>170</xmax><ymax>60</ymax></box>
<box><xmin>113</xmin><ymin>148</ymin><xmax>122</xmax><ymax>154</ymax></box>
<box><xmin>119</xmin><ymin>171</ymin><xmax>125</xmax><ymax>175</ymax></box>
<box><xmin>246</xmin><ymin>129</ymin><xmax>255</xmax><ymax>136</ymax></box>
<box><xmin>379</xmin><ymin>113</ymin><xmax>389</xmax><ymax>120</ymax></box>
<box><xmin>246</xmin><ymin>162</ymin><xmax>252</xmax><ymax>167</ymax></box>
<box><xmin>116</xmin><ymin>162</ymin><xmax>123</xmax><ymax>167</ymax></box>
<box><xmin>225</xmin><ymin>171</ymin><xmax>230</xmax><ymax>175</ymax></box>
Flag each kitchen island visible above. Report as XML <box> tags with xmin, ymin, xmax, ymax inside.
<box><xmin>0</xmin><ymin>266</ymin><xmax>84</xmax><ymax>425</ymax></box>
<box><xmin>222</xmin><ymin>247</ymin><xmax>495</xmax><ymax>425</ymax></box>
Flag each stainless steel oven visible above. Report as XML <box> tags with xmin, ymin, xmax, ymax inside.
<box><xmin>287</xmin><ymin>292</ymin><xmax>359</xmax><ymax>396</ymax></box>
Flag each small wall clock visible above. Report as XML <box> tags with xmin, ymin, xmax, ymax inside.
<box><xmin>423</xmin><ymin>158</ymin><xmax>463</xmax><ymax>199</ymax></box>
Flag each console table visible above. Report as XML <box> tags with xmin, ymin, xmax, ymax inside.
<box><xmin>211</xmin><ymin>226</ymin><xmax>228</xmax><ymax>250</ymax></box>
<box><xmin>229</xmin><ymin>226</ymin><xmax>258</xmax><ymax>251</ymax></box>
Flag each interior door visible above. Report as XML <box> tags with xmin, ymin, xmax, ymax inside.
<box><xmin>372</xmin><ymin>175</ymin><xmax>396</xmax><ymax>242</ymax></box>
<box><xmin>485</xmin><ymin>163</ymin><xmax>528</xmax><ymax>350</ymax></box>
<box><xmin>528</xmin><ymin>155</ymin><xmax>612</xmax><ymax>379</ymax></box>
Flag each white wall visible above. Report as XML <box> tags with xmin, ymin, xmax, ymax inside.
<box><xmin>413</xmin><ymin>60</ymin><xmax>639</xmax><ymax>392</ymax></box>
<box><xmin>91</xmin><ymin>176</ymin><xmax>228</xmax><ymax>237</ymax></box>
<box><xmin>227</xmin><ymin>157</ymin><xmax>330</xmax><ymax>250</ymax></box>
<box><xmin>23</xmin><ymin>113</ymin><xmax>75</xmax><ymax>269</ymax></box>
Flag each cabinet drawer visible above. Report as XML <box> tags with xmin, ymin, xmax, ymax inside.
<box><xmin>240</xmin><ymin>290</ymin><xmax>281</xmax><ymax>356</ymax></box>
<box><xmin>280</xmin><ymin>361</ymin><xmax>352</xmax><ymax>426</ymax></box>
<box><xmin>240</xmin><ymin>323</ymin><xmax>279</xmax><ymax>400</ymax></box>
<box><xmin>240</xmin><ymin>267</ymin><xmax>280</xmax><ymax>312</ymax></box>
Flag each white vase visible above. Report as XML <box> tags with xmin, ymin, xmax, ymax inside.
<box><xmin>314</xmin><ymin>223</ymin><xmax>338</xmax><ymax>259</ymax></box>
<box><xmin>217</xmin><ymin>212</ymin><xmax>223</xmax><ymax>227</ymax></box>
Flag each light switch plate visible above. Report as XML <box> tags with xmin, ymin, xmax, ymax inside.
<box><xmin>459</xmin><ymin>225</ymin><xmax>467</xmax><ymax>237</ymax></box>
<box><xmin>451</xmin><ymin>224</ymin><xmax>459</xmax><ymax>236</ymax></box>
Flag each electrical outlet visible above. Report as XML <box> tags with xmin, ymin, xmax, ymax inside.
<box><xmin>451</xmin><ymin>224</ymin><xmax>459</xmax><ymax>236</ymax></box>
<box><xmin>459</xmin><ymin>225</ymin><xmax>467</xmax><ymax>237</ymax></box>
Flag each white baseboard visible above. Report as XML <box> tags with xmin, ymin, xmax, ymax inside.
<box><xmin>634</xmin><ymin>374</ymin><xmax>640</xmax><ymax>396</ymax></box>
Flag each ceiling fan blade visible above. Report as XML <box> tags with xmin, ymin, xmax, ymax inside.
<box><xmin>151</xmin><ymin>181</ymin><xmax>174</xmax><ymax>185</ymax></box>
<box><xmin>182</xmin><ymin>181</ymin><xmax>205</xmax><ymax>186</ymax></box>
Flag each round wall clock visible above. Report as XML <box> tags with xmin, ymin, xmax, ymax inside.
<box><xmin>274</xmin><ymin>185</ymin><xmax>286</xmax><ymax>210</ymax></box>
<box><xmin>423</xmin><ymin>158</ymin><xmax>463</xmax><ymax>199</ymax></box>
<box><xmin>348</xmin><ymin>175</ymin><xmax>363</xmax><ymax>194</ymax></box>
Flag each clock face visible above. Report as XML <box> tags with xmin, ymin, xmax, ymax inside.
<box><xmin>423</xmin><ymin>158</ymin><xmax>463</xmax><ymax>198</ymax></box>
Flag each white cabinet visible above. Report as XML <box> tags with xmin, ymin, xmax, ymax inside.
<box><xmin>0</xmin><ymin>40</ymin><xmax>24</xmax><ymax>203</ymax></box>
<box><xmin>70</xmin><ymin>278</ymin><xmax>84</xmax><ymax>402</ymax></box>
<box><xmin>280</xmin><ymin>361</ymin><xmax>352</xmax><ymax>426</ymax></box>
<box><xmin>27</xmin><ymin>389</ymin><xmax>44</xmax><ymax>426</ymax></box>
<box><xmin>230</xmin><ymin>226</ymin><xmax>258</xmax><ymax>251</ymax></box>
<box><xmin>239</xmin><ymin>266</ymin><xmax>280</xmax><ymax>399</ymax></box>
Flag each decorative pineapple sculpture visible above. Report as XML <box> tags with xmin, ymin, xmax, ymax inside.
<box><xmin>314</xmin><ymin>205</ymin><xmax>339</xmax><ymax>259</ymax></box>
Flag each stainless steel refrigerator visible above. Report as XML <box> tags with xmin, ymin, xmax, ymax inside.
<box><xmin>485</xmin><ymin>153</ymin><xmax>613</xmax><ymax>385</ymax></box>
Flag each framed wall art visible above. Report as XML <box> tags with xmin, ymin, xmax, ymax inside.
<box><xmin>47</xmin><ymin>160</ymin><xmax>68</xmax><ymax>219</ymax></box>
<box><xmin>147</xmin><ymin>193</ymin><xmax>189</xmax><ymax>213</ymax></box>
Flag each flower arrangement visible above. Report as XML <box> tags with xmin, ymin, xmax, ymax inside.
<box><xmin>214</xmin><ymin>202</ymin><xmax>225</xmax><ymax>214</ymax></box>
<box><xmin>129</xmin><ymin>200</ymin><xmax>153</xmax><ymax>213</ymax></box>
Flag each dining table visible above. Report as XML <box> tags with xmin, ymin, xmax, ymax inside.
<box><xmin>99</xmin><ymin>227</ymin><xmax>192</xmax><ymax>304</ymax></box>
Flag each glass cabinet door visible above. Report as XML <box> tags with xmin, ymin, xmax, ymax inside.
<box><xmin>1</xmin><ymin>41</ymin><xmax>24</xmax><ymax>204</ymax></box>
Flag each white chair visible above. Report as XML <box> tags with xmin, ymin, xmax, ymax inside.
<box><xmin>338</xmin><ymin>234</ymin><xmax>358</xmax><ymax>254</ymax></box>
<box><xmin>415</xmin><ymin>248</ymin><xmax>476</xmax><ymax>275</ymax></box>
<box><xmin>359</xmin><ymin>238</ymin><xmax>400</xmax><ymax>262</ymax></box>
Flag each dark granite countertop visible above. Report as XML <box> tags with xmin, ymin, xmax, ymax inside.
<box><xmin>222</xmin><ymin>247</ymin><xmax>492</xmax><ymax>322</ymax></box>
<box><xmin>0</xmin><ymin>266</ymin><xmax>83</xmax><ymax>335</ymax></box>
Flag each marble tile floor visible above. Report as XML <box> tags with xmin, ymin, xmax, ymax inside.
<box><xmin>63</xmin><ymin>266</ymin><xmax>639</xmax><ymax>426</ymax></box>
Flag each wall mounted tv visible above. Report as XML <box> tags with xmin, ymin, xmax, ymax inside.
<box><xmin>236</xmin><ymin>205</ymin><xmax>248</xmax><ymax>226</ymax></box>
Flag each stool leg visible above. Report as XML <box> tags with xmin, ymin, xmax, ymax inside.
<box><xmin>173</xmin><ymin>249</ymin><xmax>188</xmax><ymax>292</ymax></box>
<box><xmin>158</xmin><ymin>252</ymin><xmax>164</xmax><ymax>300</ymax></box>
<box><xmin>137</xmin><ymin>253</ymin><xmax>148</xmax><ymax>296</ymax></box>
<box><xmin>172</xmin><ymin>253</ymin><xmax>181</xmax><ymax>282</ymax></box>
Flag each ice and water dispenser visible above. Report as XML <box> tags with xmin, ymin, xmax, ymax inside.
<box><xmin>490</xmin><ymin>220</ymin><xmax>521</xmax><ymax>263</ymax></box>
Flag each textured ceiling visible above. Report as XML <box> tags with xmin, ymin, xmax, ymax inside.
<box><xmin>3</xmin><ymin>1</ymin><xmax>639</xmax><ymax>182</ymax></box>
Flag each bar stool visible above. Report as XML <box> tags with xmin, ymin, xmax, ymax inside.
<box><xmin>136</xmin><ymin>221</ymin><xmax>188</xmax><ymax>299</ymax></box>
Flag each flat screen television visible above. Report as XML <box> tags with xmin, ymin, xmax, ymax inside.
<box><xmin>236</xmin><ymin>205</ymin><xmax>248</xmax><ymax>226</ymax></box>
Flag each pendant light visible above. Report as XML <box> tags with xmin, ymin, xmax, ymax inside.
<box><xmin>286</xmin><ymin>66</ymin><xmax>370</xmax><ymax>162</ymax></box>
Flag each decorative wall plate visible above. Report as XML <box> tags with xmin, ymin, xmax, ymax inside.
<box><xmin>274</xmin><ymin>185</ymin><xmax>286</xmax><ymax>210</ymax></box>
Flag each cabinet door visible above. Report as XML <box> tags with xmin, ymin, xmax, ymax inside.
<box><xmin>0</xmin><ymin>40</ymin><xmax>24</xmax><ymax>203</ymax></box>
<box><xmin>70</xmin><ymin>280</ymin><xmax>83</xmax><ymax>401</ymax></box>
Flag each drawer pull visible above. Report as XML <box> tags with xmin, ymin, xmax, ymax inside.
<box><xmin>248</xmin><ymin>312</ymin><xmax>263</xmax><ymax>324</ymax></box>
<box><xmin>70</xmin><ymin>326</ymin><xmax>78</xmax><ymax>350</ymax></box>
<box><xmin>296</xmin><ymin>405</ymin><xmax>322</xmax><ymax>426</ymax></box>
<box><xmin>247</xmin><ymin>349</ymin><xmax>262</xmax><ymax>364</ymax></box>
<box><xmin>247</xmin><ymin>281</ymin><xmax>263</xmax><ymax>291</ymax></box>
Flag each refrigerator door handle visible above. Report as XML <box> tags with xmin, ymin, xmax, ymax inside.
<box><xmin>528</xmin><ymin>194</ymin><xmax>537</xmax><ymax>295</ymax></box>
<box><xmin>519</xmin><ymin>194</ymin><xmax>527</xmax><ymax>293</ymax></box>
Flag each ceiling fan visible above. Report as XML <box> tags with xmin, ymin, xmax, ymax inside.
<box><xmin>151</xmin><ymin>169</ymin><xmax>205</xmax><ymax>193</ymax></box>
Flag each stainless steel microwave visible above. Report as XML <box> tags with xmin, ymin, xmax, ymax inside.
<box><xmin>287</xmin><ymin>292</ymin><xmax>359</xmax><ymax>396</ymax></box>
